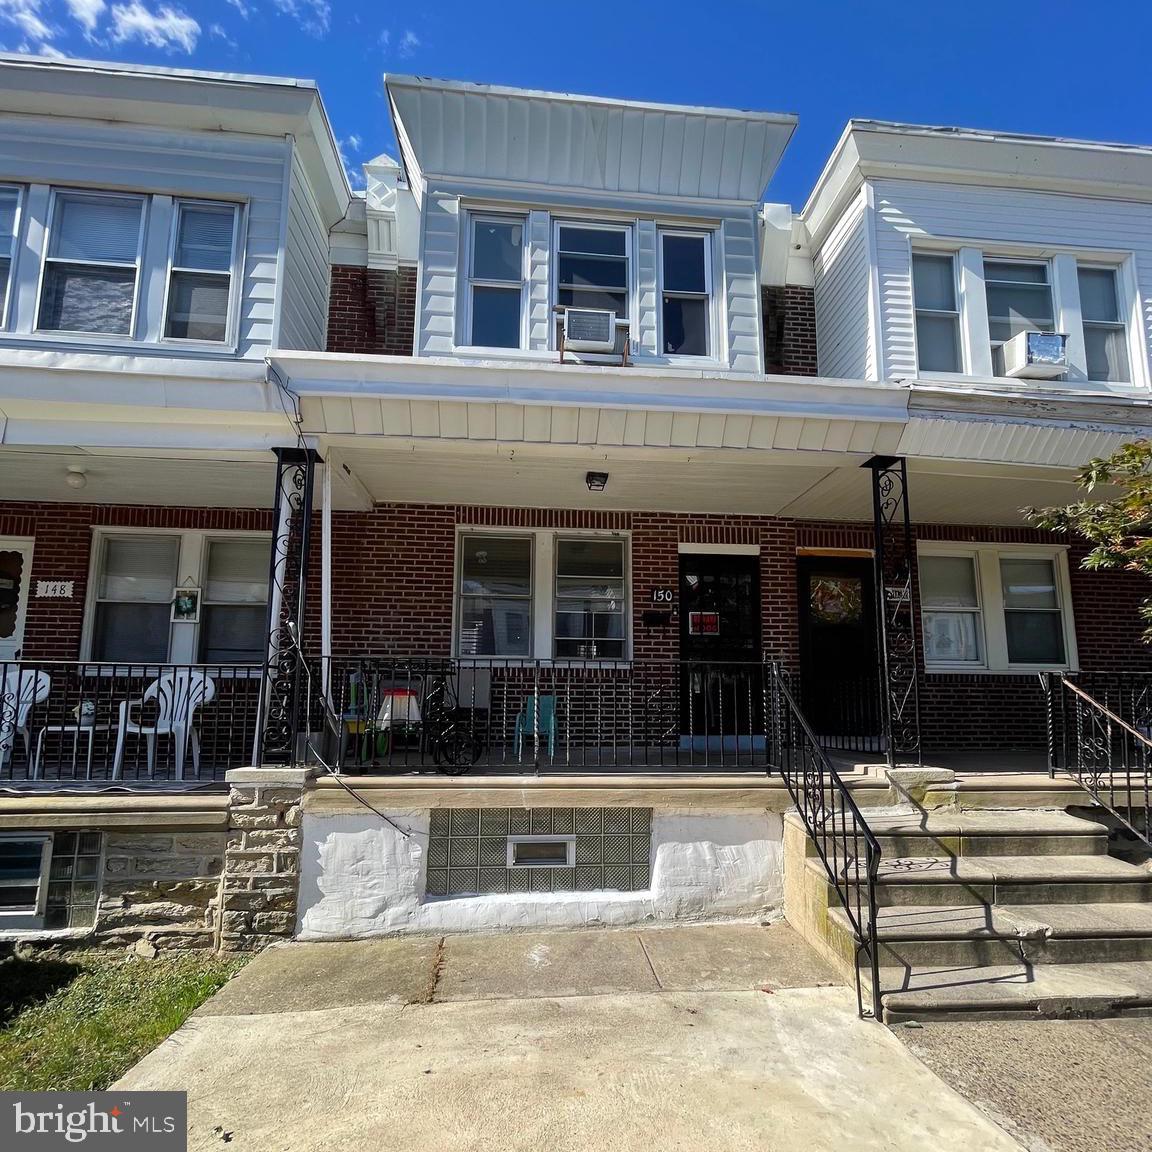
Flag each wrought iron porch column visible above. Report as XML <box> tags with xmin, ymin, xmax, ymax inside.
<box><xmin>865</xmin><ymin>456</ymin><xmax>922</xmax><ymax>765</ymax></box>
<box><xmin>254</xmin><ymin>446</ymin><xmax>319</xmax><ymax>765</ymax></box>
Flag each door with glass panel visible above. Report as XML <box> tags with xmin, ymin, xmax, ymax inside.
<box><xmin>0</xmin><ymin>539</ymin><xmax>33</xmax><ymax>662</ymax></box>
<box><xmin>797</xmin><ymin>557</ymin><xmax>878</xmax><ymax>741</ymax></box>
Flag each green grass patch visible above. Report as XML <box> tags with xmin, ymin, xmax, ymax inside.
<box><xmin>0</xmin><ymin>950</ymin><xmax>247</xmax><ymax>1091</ymax></box>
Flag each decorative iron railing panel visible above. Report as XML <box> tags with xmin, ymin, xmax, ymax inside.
<box><xmin>1046</xmin><ymin>671</ymin><xmax>1152</xmax><ymax>851</ymax></box>
<box><xmin>766</xmin><ymin>661</ymin><xmax>882</xmax><ymax>1018</ymax></box>
<box><xmin>0</xmin><ymin>661</ymin><xmax>261</xmax><ymax>785</ymax></box>
<box><xmin>866</xmin><ymin>456</ymin><xmax>921</xmax><ymax>764</ymax></box>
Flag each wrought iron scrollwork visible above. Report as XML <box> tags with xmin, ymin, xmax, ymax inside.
<box><xmin>866</xmin><ymin>456</ymin><xmax>921</xmax><ymax>764</ymax></box>
<box><xmin>256</xmin><ymin>447</ymin><xmax>318</xmax><ymax>765</ymax></box>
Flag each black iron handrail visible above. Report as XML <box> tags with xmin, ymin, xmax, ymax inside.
<box><xmin>1045</xmin><ymin>671</ymin><xmax>1152</xmax><ymax>852</ymax></box>
<box><xmin>766</xmin><ymin>661</ymin><xmax>883</xmax><ymax>1018</ymax></box>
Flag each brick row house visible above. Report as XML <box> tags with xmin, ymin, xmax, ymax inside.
<box><xmin>2</xmin><ymin>57</ymin><xmax>1152</xmax><ymax>999</ymax></box>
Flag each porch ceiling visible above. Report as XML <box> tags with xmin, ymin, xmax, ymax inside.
<box><xmin>330</xmin><ymin>442</ymin><xmax>1089</xmax><ymax>524</ymax></box>
<box><xmin>0</xmin><ymin>447</ymin><xmax>280</xmax><ymax>508</ymax></box>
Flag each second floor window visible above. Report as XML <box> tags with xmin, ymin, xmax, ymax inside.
<box><xmin>468</xmin><ymin>216</ymin><xmax>525</xmax><ymax>348</ymax></box>
<box><xmin>165</xmin><ymin>201</ymin><xmax>238</xmax><ymax>343</ymax></box>
<box><xmin>556</xmin><ymin>223</ymin><xmax>629</xmax><ymax>320</ymax></box>
<box><xmin>984</xmin><ymin>259</ymin><xmax>1054</xmax><ymax>376</ymax></box>
<box><xmin>912</xmin><ymin>253</ymin><xmax>961</xmax><ymax>372</ymax></box>
<box><xmin>39</xmin><ymin>192</ymin><xmax>144</xmax><ymax>336</ymax></box>
<box><xmin>660</xmin><ymin>231</ymin><xmax>711</xmax><ymax>357</ymax></box>
<box><xmin>1078</xmin><ymin>266</ymin><xmax>1130</xmax><ymax>383</ymax></box>
<box><xmin>0</xmin><ymin>187</ymin><xmax>19</xmax><ymax>325</ymax></box>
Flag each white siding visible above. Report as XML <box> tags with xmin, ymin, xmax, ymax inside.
<box><xmin>722</xmin><ymin>209</ymin><xmax>763</xmax><ymax>373</ymax></box>
<box><xmin>871</xmin><ymin>178</ymin><xmax>1152</xmax><ymax>384</ymax></box>
<box><xmin>812</xmin><ymin>196</ymin><xmax>872</xmax><ymax>379</ymax></box>
<box><xmin>0</xmin><ymin>115</ymin><xmax>288</xmax><ymax>360</ymax></box>
<box><xmin>635</xmin><ymin>218</ymin><xmax>658</xmax><ymax>355</ymax></box>
<box><xmin>526</xmin><ymin>209</ymin><xmax>551</xmax><ymax>351</ymax></box>
<box><xmin>418</xmin><ymin>192</ymin><xmax>461</xmax><ymax>356</ymax></box>
<box><xmin>278</xmin><ymin>148</ymin><xmax>330</xmax><ymax>351</ymax></box>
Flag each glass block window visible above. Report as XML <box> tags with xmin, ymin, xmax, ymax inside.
<box><xmin>45</xmin><ymin>831</ymin><xmax>102</xmax><ymax>929</ymax></box>
<box><xmin>426</xmin><ymin>807</ymin><xmax>651</xmax><ymax>897</ymax></box>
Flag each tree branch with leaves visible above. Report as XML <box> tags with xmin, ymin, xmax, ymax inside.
<box><xmin>1026</xmin><ymin>438</ymin><xmax>1152</xmax><ymax>640</ymax></box>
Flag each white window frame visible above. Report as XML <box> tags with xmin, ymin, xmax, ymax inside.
<box><xmin>0</xmin><ymin>833</ymin><xmax>51</xmax><ymax>929</ymax></box>
<box><xmin>454</xmin><ymin>527</ymin><xmax>631</xmax><ymax>662</ymax></box>
<box><xmin>162</xmin><ymin>198</ymin><xmax>243</xmax><ymax>348</ymax></box>
<box><xmin>551</xmin><ymin>218</ymin><xmax>634</xmax><ymax>347</ymax></box>
<box><xmin>918</xmin><ymin>542</ymin><xmax>1078</xmax><ymax>673</ymax></box>
<box><xmin>460</xmin><ymin>212</ymin><xmax>528</xmax><ymax>351</ymax></box>
<box><xmin>0</xmin><ymin>183</ymin><xmax>23</xmax><ymax>331</ymax></box>
<box><xmin>983</xmin><ymin>256</ymin><xmax>1056</xmax><ymax>375</ymax></box>
<box><xmin>1076</xmin><ymin>262</ymin><xmax>1131</xmax><ymax>383</ymax></box>
<box><xmin>918</xmin><ymin>551</ymin><xmax>985</xmax><ymax>668</ymax></box>
<box><xmin>911</xmin><ymin>249</ymin><xmax>963</xmax><ymax>374</ymax></box>
<box><xmin>198</xmin><ymin>535</ymin><xmax>272</xmax><ymax>665</ymax></box>
<box><xmin>506</xmin><ymin>834</ymin><xmax>576</xmax><ymax>868</ymax></box>
<box><xmin>82</xmin><ymin>527</ymin><xmax>270</xmax><ymax>666</ymax></box>
<box><xmin>35</xmin><ymin>187</ymin><xmax>147</xmax><ymax>340</ymax></box>
<box><xmin>657</xmin><ymin>228</ymin><xmax>715</xmax><ymax>360</ymax></box>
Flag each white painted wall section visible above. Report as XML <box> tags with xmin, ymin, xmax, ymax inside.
<box><xmin>296</xmin><ymin>808</ymin><xmax>783</xmax><ymax>937</ymax></box>
<box><xmin>811</xmin><ymin>194</ymin><xmax>872</xmax><ymax>379</ymax></box>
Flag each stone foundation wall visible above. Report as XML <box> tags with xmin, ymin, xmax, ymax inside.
<box><xmin>95</xmin><ymin>831</ymin><xmax>226</xmax><ymax>950</ymax></box>
<box><xmin>218</xmin><ymin>773</ymin><xmax>306</xmax><ymax>951</ymax></box>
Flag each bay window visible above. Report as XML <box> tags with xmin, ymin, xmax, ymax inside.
<box><xmin>0</xmin><ymin>186</ymin><xmax>19</xmax><ymax>326</ymax></box>
<box><xmin>467</xmin><ymin>216</ymin><xmax>525</xmax><ymax>348</ymax></box>
<box><xmin>660</xmin><ymin>231</ymin><xmax>711</xmax><ymax>357</ymax></box>
<box><xmin>912</xmin><ymin>252</ymin><xmax>961</xmax><ymax>372</ymax></box>
<box><xmin>1077</xmin><ymin>265</ymin><xmax>1130</xmax><ymax>382</ymax></box>
<box><xmin>39</xmin><ymin>191</ymin><xmax>144</xmax><ymax>336</ymax></box>
<box><xmin>984</xmin><ymin>259</ymin><xmax>1054</xmax><ymax>376</ymax></box>
<box><xmin>165</xmin><ymin>200</ymin><xmax>238</xmax><ymax>342</ymax></box>
<box><xmin>457</xmin><ymin>531</ymin><xmax>629</xmax><ymax>659</ymax></box>
<box><xmin>918</xmin><ymin>544</ymin><xmax>1075</xmax><ymax>671</ymax></box>
<box><xmin>555</xmin><ymin>223</ymin><xmax>630</xmax><ymax>320</ymax></box>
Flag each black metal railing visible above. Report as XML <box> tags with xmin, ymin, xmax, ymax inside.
<box><xmin>0</xmin><ymin>661</ymin><xmax>261</xmax><ymax>785</ymax></box>
<box><xmin>794</xmin><ymin>671</ymin><xmax>884</xmax><ymax>756</ymax></box>
<box><xmin>767</xmin><ymin>661</ymin><xmax>882</xmax><ymax>1018</ymax></box>
<box><xmin>1045</xmin><ymin>671</ymin><xmax>1152</xmax><ymax>851</ymax></box>
<box><xmin>296</xmin><ymin>656</ymin><xmax>773</xmax><ymax>774</ymax></box>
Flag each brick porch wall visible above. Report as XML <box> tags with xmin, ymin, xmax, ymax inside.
<box><xmin>8</xmin><ymin>498</ymin><xmax>1151</xmax><ymax>751</ymax></box>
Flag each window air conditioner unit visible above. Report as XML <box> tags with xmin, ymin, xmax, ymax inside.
<box><xmin>562</xmin><ymin>308</ymin><xmax>617</xmax><ymax>352</ymax></box>
<box><xmin>1001</xmin><ymin>331</ymin><xmax>1068</xmax><ymax>379</ymax></box>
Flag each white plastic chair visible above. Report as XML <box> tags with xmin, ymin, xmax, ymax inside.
<box><xmin>112</xmin><ymin>669</ymin><xmax>216</xmax><ymax>780</ymax></box>
<box><xmin>0</xmin><ymin>667</ymin><xmax>51</xmax><ymax>770</ymax></box>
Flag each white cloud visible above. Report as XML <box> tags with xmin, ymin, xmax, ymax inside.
<box><xmin>271</xmin><ymin>0</ymin><xmax>329</xmax><ymax>37</ymax></box>
<box><xmin>377</xmin><ymin>28</ymin><xmax>388</xmax><ymax>49</ymax></box>
<box><xmin>337</xmin><ymin>136</ymin><xmax>365</xmax><ymax>190</ymax></box>
<box><xmin>226</xmin><ymin>0</ymin><xmax>249</xmax><ymax>15</ymax></box>
<box><xmin>65</xmin><ymin>0</ymin><xmax>105</xmax><ymax>34</ymax></box>
<box><xmin>398</xmin><ymin>29</ymin><xmax>418</xmax><ymax>57</ymax></box>
<box><xmin>108</xmin><ymin>1</ymin><xmax>198</xmax><ymax>52</ymax></box>
<box><xmin>346</xmin><ymin>133</ymin><xmax>361</xmax><ymax>150</ymax></box>
<box><xmin>0</xmin><ymin>0</ymin><xmax>55</xmax><ymax>45</ymax></box>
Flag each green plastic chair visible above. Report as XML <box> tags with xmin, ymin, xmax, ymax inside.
<box><xmin>514</xmin><ymin>694</ymin><xmax>557</xmax><ymax>758</ymax></box>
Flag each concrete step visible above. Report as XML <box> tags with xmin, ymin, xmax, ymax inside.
<box><xmin>812</xmin><ymin>854</ymin><xmax>1152</xmax><ymax>907</ymax></box>
<box><xmin>830</xmin><ymin>902</ymin><xmax>1152</xmax><ymax>968</ymax></box>
<box><xmin>868</xmin><ymin>960</ymin><xmax>1152</xmax><ymax>1023</ymax></box>
<box><xmin>864</xmin><ymin>809</ymin><xmax>1109</xmax><ymax>858</ymax></box>
<box><xmin>921</xmin><ymin>773</ymin><xmax>1089</xmax><ymax>811</ymax></box>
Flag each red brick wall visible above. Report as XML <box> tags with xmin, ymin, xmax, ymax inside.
<box><xmin>9</xmin><ymin>498</ymin><xmax>1151</xmax><ymax>752</ymax></box>
<box><xmin>326</xmin><ymin>265</ymin><xmax>417</xmax><ymax>356</ymax></box>
<box><xmin>763</xmin><ymin>285</ymin><xmax>819</xmax><ymax>376</ymax></box>
<box><xmin>0</xmin><ymin>503</ymin><xmax>271</xmax><ymax>660</ymax></box>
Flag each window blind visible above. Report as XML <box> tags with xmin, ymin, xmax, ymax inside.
<box><xmin>50</xmin><ymin>195</ymin><xmax>142</xmax><ymax>265</ymax></box>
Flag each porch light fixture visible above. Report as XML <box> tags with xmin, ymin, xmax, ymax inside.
<box><xmin>585</xmin><ymin>471</ymin><xmax>609</xmax><ymax>492</ymax></box>
<box><xmin>65</xmin><ymin>466</ymin><xmax>87</xmax><ymax>490</ymax></box>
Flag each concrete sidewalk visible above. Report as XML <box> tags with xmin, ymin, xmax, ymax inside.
<box><xmin>118</xmin><ymin>924</ymin><xmax>1024</xmax><ymax>1152</ymax></box>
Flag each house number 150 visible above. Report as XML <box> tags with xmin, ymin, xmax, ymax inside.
<box><xmin>651</xmin><ymin>588</ymin><xmax>674</xmax><ymax>604</ymax></box>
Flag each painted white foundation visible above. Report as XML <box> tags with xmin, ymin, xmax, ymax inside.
<box><xmin>296</xmin><ymin>808</ymin><xmax>784</xmax><ymax>938</ymax></box>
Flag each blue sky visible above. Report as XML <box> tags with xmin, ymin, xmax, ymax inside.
<box><xmin>1</xmin><ymin>0</ymin><xmax>1150</xmax><ymax>207</ymax></box>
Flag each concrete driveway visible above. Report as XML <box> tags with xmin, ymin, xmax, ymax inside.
<box><xmin>118</xmin><ymin>923</ymin><xmax>1023</xmax><ymax>1152</ymax></box>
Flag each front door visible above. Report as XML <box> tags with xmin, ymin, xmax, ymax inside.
<box><xmin>679</xmin><ymin>554</ymin><xmax>761</xmax><ymax>736</ymax></box>
<box><xmin>797</xmin><ymin>556</ymin><xmax>879</xmax><ymax>740</ymax></box>
<box><xmin>0</xmin><ymin>539</ymin><xmax>33</xmax><ymax>663</ymax></box>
